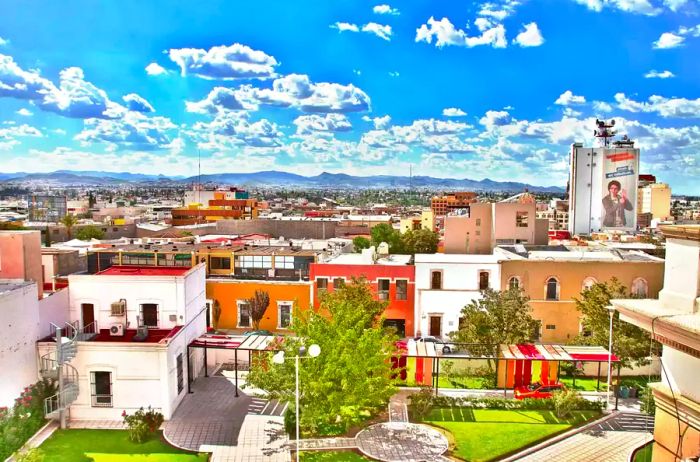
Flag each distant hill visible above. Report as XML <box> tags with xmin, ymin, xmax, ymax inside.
<box><xmin>0</xmin><ymin>170</ymin><xmax>565</xmax><ymax>192</ymax></box>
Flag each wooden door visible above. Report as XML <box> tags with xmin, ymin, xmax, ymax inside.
<box><xmin>429</xmin><ymin>316</ymin><xmax>441</xmax><ymax>337</ymax></box>
<box><xmin>81</xmin><ymin>303</ymin><xmax>95</xmax><ymax>329</ymax></box>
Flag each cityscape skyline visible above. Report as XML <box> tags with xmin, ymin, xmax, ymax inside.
<box><xmin>1</xmin><ymin>0</ymin><xmax>699</xmax><ymax>194</ymax></box>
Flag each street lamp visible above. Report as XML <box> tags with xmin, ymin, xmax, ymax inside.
<box><xmin>272</xmin><ymin>344</ymin><xmax>321</xmax><ymax>462</ymax></box>
<box><xmin>606</xmin><ymin>306</ymin><xmax>615</xmax><ymax>410</ymax></box>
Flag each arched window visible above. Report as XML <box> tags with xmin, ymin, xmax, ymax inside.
<box><xmin>545</xmin><ymin>277</ymin><xmax>559</xmax><ymax>301</ymax></box>
<box><xmin>508</xmin><ymin>276</ymin><xmax>521</xmax><ymax>290</ymax></box>
<box><xmin>631</xmin><ymin>278</ymin><xmax>648</xmax><ymax>297</ymax></box>
<box><xmin>582</xmin><ymin>277</ymin><xmax>597</xmax><ymax>291</ymax></box>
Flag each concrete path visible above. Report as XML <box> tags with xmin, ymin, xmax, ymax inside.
<box><xmin>512</xmin><ymin>413</ymin><xmax>654</xmax><ymax>462</ymax></box>
<box><xmin>163</xmin><ymin>376</ymin><xmax>252</xmax><ymax>451</ymax></box>
<box><xmin>208</xmin><ymin>415</ymin><xmax>290</xmax><ymax>462</ymax></box>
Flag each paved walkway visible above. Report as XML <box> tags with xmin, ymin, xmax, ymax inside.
<box><xmin>356</xmin><ymin>423</ymin><xmax>449</xmax><ymax>462</ymax></box>
<box><xmin>514</xmin><ymin>413</ymin><xmax>654</xmax><ymax>462</ymax></box>
<box><xmin>163</xmin><ymin>376</ymin><xmax>252</xmax><ymax>451</ymax></box>
<box><xmin>208</xmin><ymin>415</ymin><xmax>290</xmax><ymax>462</ymax></box>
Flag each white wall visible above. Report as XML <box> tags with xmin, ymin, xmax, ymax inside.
<box><xmin>67</xmin><ymin>264</ymin><xmax>206</xmax><ymax>331</ymax></box>
<box><xmin>414</xmin><ymin>255</ymin><xmax>501</xmax><ymax>338</ymax></box>
<box><xmin>0</xmin><ymin>282</ymin><xmax>40</xmax><ymax>407</ymax></box>
<box><xmin>38</xmin><ymin>288</ymin><xmax>69</xmax><ymax>338</ymax></box>
<box><xmin>659</xmin><ymin>237</ymin><xmax>700</xmax><ymax>313</ymax></box>
<box><xmin>662</xmin><ymin>348</ymin><xmax>699</xmax><ymax>403</ymax></box>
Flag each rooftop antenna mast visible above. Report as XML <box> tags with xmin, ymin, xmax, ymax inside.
<box><xmin>594</xmin><ymin>118</ymin><xmax>616</xmax><ymax>148</ymax></box>
<box><xmin>409</xmin><ymin>164</ymin><xmax>412</xmax><ymax>190</ymax></box>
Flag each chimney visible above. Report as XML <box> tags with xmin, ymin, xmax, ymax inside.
<box><xmin>658</xmin><ymin>225</ymin><xmax>700</xmax><ymax>313</ymax></box>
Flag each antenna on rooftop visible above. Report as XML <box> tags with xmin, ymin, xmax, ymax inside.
<box><xmin>594</xmin><ymin>119</ymin><xmax>616</xmax><ymax>148</ymax></box>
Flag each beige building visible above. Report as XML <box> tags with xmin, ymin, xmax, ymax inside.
<box><xmin>638</xmin><ymin>183</ymin><xmax>672</xmax><ymax>221</ymax></box>
<box><xmin>444</xmin><ymin>202</ymin><xmax>548</xmax><ymax>254</ymax></box>
<box><xmin>498</xmin><ymin>246</ymin><xmax>665</xmax><ymax>343</ymax></box>
<box><xmin>400</xmin><ymin>209</ymin><xmax>435</xmax><ymax>234</ymax></box>
<box><xmin>613</xmin><ymin>225</ymin><xmax>700</xmax><ymax>462</ymax></box>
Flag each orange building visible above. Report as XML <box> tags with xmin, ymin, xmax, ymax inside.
<box><xmin>430</xmin><ymin>191</ymin><xmax>477</xmax><ymax>216</ymax></box>
<box><xmin>206</xmin><ymin>279</ymin><xmax>312</xmax><ymax>332</ymax></box>
<box><xmin>172</xmin><ymin>191</ymin><xmax>258</xmax><ymax>225</ymax></box>
<box><xmin>498</xmin><ymin>246</ymin><xmax>665</xmax><ymax>343</ymax></box>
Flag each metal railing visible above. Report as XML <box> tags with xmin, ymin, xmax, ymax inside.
<box><xmin>91</xmin><ymin>395</ymin><xmax>113</xmax><ymax>408</ymax></box>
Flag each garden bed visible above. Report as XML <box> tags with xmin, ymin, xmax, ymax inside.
<box><xmin>37</xmin><ymin>429</ymin><xmax>208</xmax><ymax>461</ymax></box>
<box><xmin>300</xmin><ymin>451</ymin><xmax>371</xmax><ymax>461</ymax></box>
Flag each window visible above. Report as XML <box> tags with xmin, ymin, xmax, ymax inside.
<box><xmin>378</xmin><ymin>279</ymin><xmax>390</xmax><ymax>300</ymax></box>
<box><xmin>274</xmin><ymin>256</ymin><xmax>295</xmax><ymax>269</ymax></box>
<box><xmin>333</xmin><ymin>278</ymin><xmax>345</xmax><ymax>289</ymax></box>
<box><xmin>238</xmin><ymin>255</ymin><xmax>272</xmax><ymax>268</ymax></box>
<box><xmin>479</xmin><ymin>271</ymin><xmax>490</xmax><ymax>290</ymax></box>
<box><xmin>475</xmin><ymin>230</ymin><xmax>481</xmax><ymax>236</ymax></box>
<box><xmin>545</xmin><ymin>278</ymin><xmax>559</xmax><ymax>301</ymax></box>
<box><xmin>238</xmin><ymin>301</ymin><xmax>251</xmax><ymax>327</ymax></box>
<box><xmin>90</xmin><ymin>371</ymin><xmax>112</xmax><ymax>407</ymax></box>
<box><xmin>278</xmin><ymin>302</ymin><xmax>292</xmax><ymax>329</ymax></box>
<box><xmin>508</xmin><ymin>276</ymin><xmax>520</xmax><ymax>290</ymax></box>
<box><xmin>631</xmin><ymin>278</ymin><xmax>648</xmax><ymax>297</ymax></box>
<box><xmin>582</xmin><ymin>277</ymin><xmax>597</xmax><ymax>291</ymax></box>
<box><xmin>317</xmin><ymin>277</ymin><xmax>328</xmax><ymax>292</ymax></box>
<box><xmin>176</xmin><ymin>354</ymin><xmax>184</xmax><ymax>394</ymax></box>
<box><xmin>476</xmin><ymin>218</ymin><xmax>481</xmax><ymax>226</ymax></box>
<box><xmin>430</xmin><ymin>271</ymin><xmax>442</xmax><ymax>290</ymax></box>
<box><xmin>210</xmin><ymin>257</ymin><xmax>231</xmax><ymax>270</ymax></box>
<box><xmin>516</xmin><ymin>211</ymin><xmax>529</xmax><ymax>228</ymax></box>
<box><xmin>546</xmin><ymin>324</ymin><xmax>556</xmax><ymax>330</ymax></box>
<box><xmin>396</xmin><ymin>280</ymin><xmax>408</xmax><ymax>300</ymax></box>
<box><xmin>141</xmin><ymin>303</ymin><xmax>158</xmax><ymax>328</ymax></box>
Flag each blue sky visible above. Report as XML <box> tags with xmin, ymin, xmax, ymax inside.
<box><xmin>1</xmin><ymin>0</ymin><xmax>699</xmax><ymax>193</ymax></box>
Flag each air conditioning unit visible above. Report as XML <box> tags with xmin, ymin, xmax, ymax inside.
<box><xmin>109</xmin><ymin>323</ymin><xmax>125</xmax><ymax>336</ymax></box>
<box><xmin>111</xmin><ymin>300</ymin><xmax>126</xmax><ymax>316</ymax></box>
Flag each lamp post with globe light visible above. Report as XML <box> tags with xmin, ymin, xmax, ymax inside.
<box><xmin>272</xmin><ymin>344</ymin><xmax>321</xmax><ymax>462</ymax></box>
<box><xmin>606</xmin><ymin>306</ymin><xmax>615</xmax><ymax>410</ymax></box>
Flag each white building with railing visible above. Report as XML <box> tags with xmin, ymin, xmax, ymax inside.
<box><xmin>37</xmin><ymin>263</ymin><xmax>207</xmax><ymax>422</ymax></box>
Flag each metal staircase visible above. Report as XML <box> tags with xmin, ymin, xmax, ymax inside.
<box><xmin>40</xmin><ymin>321</ymin><xmax>94</xmax><ymax>426</ymax></box>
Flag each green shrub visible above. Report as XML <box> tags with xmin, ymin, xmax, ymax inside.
<box><xmin>284</xmin><ymin>406</ymin><xmax>296</xmax><ymax>437</ymax></box>
<box><xmin>121</xmin><ymin>407</ymin><xmax>164</xmax><ymax>443</ymax></box>
<box><xmin>407</xmin><ymin>387</ymin><xmax>434</xmax><ymax>419</ymax></box>
<box><xmin>13</xmin><ymin>448</ymin><xmax>45</xmax><ymax>462</ymax></box>
<box><xmin>409</xmin><ymin>392</ymin><xmax>604</xmax><ymax>415</ymax></box>
<box><xmin>551</xmin><ymin>389</ymin><xmax>586</xmax><ymax>418</ymax></box>
<box><xmin>640</xmin><ymin>387</ymin><xmax>656</xmax><ymax>416</ymax></box>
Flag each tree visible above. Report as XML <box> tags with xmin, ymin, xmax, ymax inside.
<box><xmin>574</xmin><ymin>278</ymin><xmax>658</xmax><ymax>369</ymax></box>
<box><xmin>60</xmin><ymin>214</ymin><xmax>78</xmax><ymax>239</ymax></box>
<box><xmin>402</xmin><ymin>229</ymin><xmax>439</xmax><ymax>254</ymax></box>
<box><xmin>352</xmin><ymin>236</ymin><xmax>371</xmax><ymax>253</ymax></box>
<box><xmin>370</xmin><ymin>223</ymin><xmax>403</xmax><ymax>253</ymax></box>
<box><xmin>43</xmin><ymin>225</ymin><xmax>51</xmax><ymax>247</ymax></box>
<box><xmin>245</xmin><ymin>278</ymin><xmax>398</xmax><ymax>435</ymax></box>
<box><xmin>450</xmin><ymin>288</ymin><xmax>539</xmax><ymax>371</ymax></box>
<box><xmin>74</xmin><ymin>225</ymin><xmax>105</xmax><ymax>241</ymax></box>
<box><xmin>246</xmin><ymin>290</ymin><xmax>270</xmax><ymax>330</ymax></box>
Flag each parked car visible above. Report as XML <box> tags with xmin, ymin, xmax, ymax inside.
<box><xmin>514</xmin><ymin>382</ymin><xmax>565</xmax><ymax>400</ymax></box>
<box><xmin>414</xmin><ymin>336</ymin><xmax>456</xmax><ymax>354</ymax></box>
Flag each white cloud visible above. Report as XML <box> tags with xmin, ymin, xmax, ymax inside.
<box><xmin>362</xmin><ymin>115</ymin><xmax>392</xmax><ymax>129</ymax></box>
<box><xmin>644</xmin><ymin>69</ymin><xmax>675</xmax><ymax>79</ymax></box>
<box><xmin>293</xmin><ymin>114</ymin><xmax>352</xmax><ymax>135</ymax></box>
<box><xmin>331</xmin><ymin>22</ymin><xmax>360</xmax><ymax>33</ymax></box>
<box><xmin>443</xmin><ymin>107</ymin><xmax>467</xmax><ymax>117</ymax></box>
<box><xmin>0</xmin><ymin>124</ymin><xmax>42</xmax><ymax>139</ymax></box>
<box><xmin>0</xmin><ymin>53</ymin><xmax>57</xmax><ymax>101</ymax></box>
<box><xmin>362</xmin><ymin>23</ymin><xmax>393</xmax><ymax>41</ymax></box>
<box><xmin>479</xmin><ymin>110</ymin><xmax>513</xmax><ymax>130</ymax></box>
<box><xmin>555</xmin><ymin>90</ymin><xmax>586</xmax><ymax>106</ymax></box>
<box><xmin>572</xmin><ymin>0</ymin><xmax>660</xmax><ymax>15</ymax></box>
<box><xmin>563</xmin><ymin>107</ymin><xmax>582</xmax><ymax>117</ymax></box>
<box><xmin>416</xmin><ymin>17</ymin><xmax>507</xmax><ymax>48</ymax></box>
<box><xmin>373</xmin><ymin>4</ymin><xmax>399</xmax><ymax>15</ymax></box>
<box><xmin>40</xmin><ymin>67</ymin><xmax>126</xmax><ymax>119</ymax></box>
<box><xmin>513</xmin><ymin>22</ymin><xmax>544</xmax><ymax>47</ymax></box>
<box><xmin>654</xmin><ymin>32</ymin><xmax>685</xmax><ymax>49</ymax></box>
<box><xmin>185</xmin><ymin>86</ymin><xmax>253</xmax><ymax>114</ymax></box>
<box><xmin>188</xmin><ymin>112</ymin><xmax>284</xmax><ymax>149</ymax></box>
<box><xmin>168</xmin><ymin>43</ymin><xmax>278</xmax><ymax>80</ymax></box>
<box><xmin>123</xmin><ymin>93</ymin><xmax>155</xmax><ymax>113</ymax></box>
<box><xmin>0</xmin><ymin>37</ymin><xmax>8</xmax><ymax>46</ymax></box>
<box><xmin>388</xmin><ymin>71</ymin><xmax>399</xmax><ymax>77</ymax></box>
<box><xmin>75</xmin><ymin>111</ymin><xmax>176</xmax><ymax>150</ymax></box>
<box><xmin>16</xmin><ymin>108</ymin><xmax>33</xmax><ymax>116</ymax></box>
<box><xmin>145</xmin><ymin>62</ymin><xmax>167</xmax><ymax>76</ymax></box>
<box><xmin>353</xmin><ymin>69</ymin><xmax>362</xmax><ymax>76</ymax></box>
<box><xmin>615</xmin><ymin>93</ymin><xmax>700</xmax><ymax>118</ymax></box>
<box><xmin>663</xmin><ymin>0</ymin><xmax>688</xmax><ymax>10</ymax></box>
<box><xmin>593</xmin><ymin>101</ymin><xmax>614</xmax><ymax>113</ymax></box>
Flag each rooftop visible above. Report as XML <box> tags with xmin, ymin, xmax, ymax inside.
<box><xmin>0</xmin><ymin>279</ymin><xmax>34</xmax><ymax>297</ymax></box>
<box><xmin>323</xmin><ymin>253</ymin><xmax>413</xmax><ymax>266</ymax></box>
<box><xmin>96</xmin><ymin>266</ymin><xmax>191</xmax><ymax>276</ymax></box>
<box><xmin>496</xmin><ymin>245</ymin><xmax>662</xmax><ymax>262</ymax></box>
<box><xmin>660</xmin><ymin>224</ymin><xmax>700</xmax><ymax>242</ymax></box>
<box><xmin>89</xmin><ymin>327</ymin><xmax>182</xmax><ymax>343</ymax></box>
<box><xmin>234</xmin><ymin>246</ymin><xmax>320</xmax><ymax>257</ymax></box>
<box><xmin>414</xmin><ymin>253</ymin><xmax>501</xmax><ymax>264</ymax></box>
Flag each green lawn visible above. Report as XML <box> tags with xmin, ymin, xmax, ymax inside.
<box><xmin>422</xmin><ymin>408</ymin><xmax>600</xmax><ymax>462</ymax></box>
<box><xmin>38</xmin><ymin>429</ymin><xmax>208</xmax><ymax>462</ymax></box>
<box><xmin>300</xmin><ymin>451</ymin><xmax>371</xmax><ymax>461</ymax></box>
<box><xmin>633</xmin><ymin>443</ymin><xmax>653</xmax><ymax>462</ymax></box>
<box><xmin>560</xmin><ymin>375</ymin><xmax>658</xmax><ymax>392</ymax></box>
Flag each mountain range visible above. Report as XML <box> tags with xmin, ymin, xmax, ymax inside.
<box><xmin>0</xmin><ymin>170</ymin><xmax>565</xmax><ymax>192</ymax></box>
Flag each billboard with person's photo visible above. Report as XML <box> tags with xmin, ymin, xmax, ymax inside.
<box><xmin>600</xmin><ymin>149</ymin><xmax>638</xmax><ymax>231</ymax></box>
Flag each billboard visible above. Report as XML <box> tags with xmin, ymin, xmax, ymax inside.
<box><xmin>600</xmin><ymin>149</ymin><xmax>637</xmax><ymax>231</ymax></box>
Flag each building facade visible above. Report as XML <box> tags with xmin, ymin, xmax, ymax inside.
<box><xmin>172</xmin><ymin>190</ymin><xmax>258</xmax><ymax>226</ymax></box>
<box><xmin>430</xmin><ymin>192</ymin><xmax>477</xmax><ymax>216</ymax></box>
<box><xmin>414</xmin><ymin>253</ymin><xmax>501</xmax><ymax>338</ymax></box>
<box><xmin>0</xmin><ymin>230</ymin><xmax>44</xmax><ymax>298</ymax></box>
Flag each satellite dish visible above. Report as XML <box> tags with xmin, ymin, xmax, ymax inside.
<box><xmin>611</xmin><ymin>119</ymin><xmax>615</xmax><ymax>126</ymax></box>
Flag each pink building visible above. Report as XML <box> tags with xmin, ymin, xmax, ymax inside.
<box><xmin>0</xmin><ymin>230</ymin><xmax>44</xmax><ymax>298</ymax></box>
<box><xmin>444</xmin><ymin>202</ymin><xmax>548</xmax><ymax>254</ymax></box>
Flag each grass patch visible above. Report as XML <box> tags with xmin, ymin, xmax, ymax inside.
<box><xmin>422</xmin><ymin>408</ymin><xmax>599</xmax><ymax>462</ymax></box>
<box><xmin>560</xmin><ymin>375</ymin><xmax>658</xmax><ymax>392</ymax></box>
<box><xmin>39</xmin><ymin>429</ymin><xmax>208</xmax><ymax>462</ymax></box>
<box><xmin>300</xmin><ymin>451</ymin><xmax>371</xmax><ymax>461</ymax></box>
<box><xmin>633</xmin><ymin>443</ymin><xmax>653</xmax><ymax>462</ymax></box>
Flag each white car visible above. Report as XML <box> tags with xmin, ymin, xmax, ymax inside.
<box><xmin>414</xmin><ymin>336</ymin><xmax>456</xmax><ymax>354</ymax></box>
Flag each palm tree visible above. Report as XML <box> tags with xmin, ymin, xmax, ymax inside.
<box><xmin>60</xmin><ymin>214</ymin><xmax>78</xmax><ymax>240</ymax></box>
